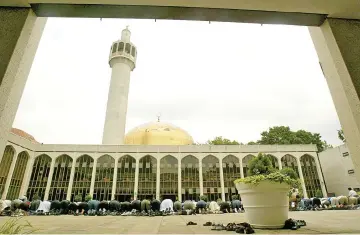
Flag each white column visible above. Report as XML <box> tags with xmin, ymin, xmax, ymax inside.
<box><xmin>44</xmin><ymin>158</ymin><xmax>56</xmax><ymax>201</ymax></box>
<box><xmin>296</xmin><ymin>158</ymin><xmax>308</xmax><ymax>198</ymax></box>
<box><xmin>89</xmin><ymin>158</ymin><xmax>98</xmax><ymax>197</ymax></box>
<box><xmin>111</xmin><ymin>159</ymin><xmax>119</xmax><ymax>200</ymax></box>
<box><xmin>314</xmin><ymin>154</ymin><xmax>327</xmax><ymax>197</ymax></box>
<box><xmin>1</xmin><ymin>152</ymin><xmax>18</xmax><ymax>199</ymax></box>
<box><xmin>19</xmin><ymin>154</ymin><xmax>35</xmax><ymax>197</ymax></box>
<box><xmin>156</xmin><ymin>158</ymin><xmax>160</xmax><ymax>200</ymax></box>
<box><xmin>66</xmin><ymin>158</ymin><xmax>77</xmax><ymax>201</ymax></box>
<box><xmin>0</xmin><ymin>9</ymin><xmax>47</xmax><ymax>162</ymax></box>
<box><xmin>178</xmin><ymin>160</ymin><xmax>182</xmax><ymax>202</ymax></box>
<box><xmin>309</xmin><ymin>19</ymin><xmax>360</xmax><ymax>182</ymax></box>
<box><xmin>133</xmin><ymin>159</ymin><xmax>139</xmax><ymax>200</ymax></box>
<box><xmin>199</xmin><ymin>159</ymin><xmax>203</xmax><ymax>196</ymax></box>
<box><xmin>239</xmin><ymin>157</ymin><xmax>244</xmax><ymax>178</ymax></box>
<box><xmin>278</xmin><ymin>157</ymin><xmax>282</xmax><ymax>170</ymax></box>
<box><xmin>219</xmin><ymin>159</ymin><xmax>225</xmax><ymax>201</ymax></box>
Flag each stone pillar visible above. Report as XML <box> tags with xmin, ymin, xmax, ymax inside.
<box><xmin>219</xmin><ymin>159</ymin><xmax>225</xmax><ymax>201</ymax></box>
<box><xmin>277</xmin><ymin>157</ymin><xmax>282</xmax><ymax>170</ymax></box>
<box><xmin>199</xmin><ymin>159</ymin><xmax>203</xmax><ymax>196</ymax></box>
<box><xmin>19</xmin><ymin>154</ymin><xmax>35</xmax><ymax>197</ymax></box>
<box><xmin>314</xmin><ymin>154</ymin><xmax>328</xmax><ymax>197</ymax></box>
<box><xmin>309</xmin><ymin>19</ymin><xmax>360</xmax><ymax>182</ymax></box>
<box><xmin>44</xmin><ymin>158</ymin><xmax>56</xmax><ymax>201</ymax></box>
<box><xmin>156</xmin><ymin>158</ymin><xmax>160</xmax><ymax>200</ymax></box>
<box><xmin>133</xmin><ymin>159</ymin><xmax>139</xmax><ymax>200</ymax></box>
<box><xmin>111</xmin><ymin>159</ymin><xmax>119</xmax><ymax>200</ymax></box>
<box><xmin>1</xmin><ymin>152</ymin><xmax>18</xmax><ymax>199</ymax></box>
<box><xmin>89</xmin><ymin>157</ymin><xmax>98</xmax><ymax>197</ymax></box>
<box><xmin>296</xmin><ymin>158</ymin><xmax>308</xmax><ymax>198</ymax></box>
<box><xmin>66</xmin><ymin>158</ymin><xmax>77</xmax><ymax>201</ymax></box>
<box><xmin>178</xmin><ymin>160</ymin><xmax>182</xmax><ymax>202</ymax></box>
<box><xmin>239</xmin><ymin>157</ymin><xmax>244</xmax><ymax>178</ymax></box>
<box><xmin>0</xmin><ymin>9</ymin><xmax>47</xmax><ymax>162</ymax></box>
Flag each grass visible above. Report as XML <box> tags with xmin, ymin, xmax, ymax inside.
<box><xmin>0</xmin><ymin>217</ymin><xmax>38</xmax><ymax>234</ymax></box>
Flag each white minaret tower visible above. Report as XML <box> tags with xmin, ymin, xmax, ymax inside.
<box><xmin>102</xmin><ymin>26</ymin><xmax>137</xmax><ymax>145</ymax></box>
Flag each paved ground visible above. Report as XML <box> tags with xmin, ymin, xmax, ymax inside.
<box><xmin>0</xmin><ymin>210</ymin><xmax>360</xmax><ymax>234</ymax></box>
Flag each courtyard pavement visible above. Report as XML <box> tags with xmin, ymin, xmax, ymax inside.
<box><xmin>0</xmin><ymin>210</ymin><xmax>359</xmax><ymax>234</ymax></box>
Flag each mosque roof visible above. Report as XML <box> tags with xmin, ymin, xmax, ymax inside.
<box><xmin>11</xmin><ymin>128</ymin><xmax>39</xmax><ymax>143</ymax></box>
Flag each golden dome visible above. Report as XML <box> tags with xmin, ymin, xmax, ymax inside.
<box><xmin>124</xmin><ymin>121</ymin><xmax>194</xmax><ymax>145</ymax></box>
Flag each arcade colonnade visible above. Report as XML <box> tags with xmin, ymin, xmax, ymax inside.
<box><xmin>0</xmin><ymin>139</ymin><xmax>326</xmax><ymax>202</ymax></box>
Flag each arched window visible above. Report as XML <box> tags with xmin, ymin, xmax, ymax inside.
<box><xmin>116</xmin><ymin>155</ymin><xmax>136</xmax><ymax>202</ymax></box>
<box><xmin>131</xmin><ymin>47</ymin><xmax>136</xmax><ymax>57</ymax></box>
<box><xmin>138</xmin><ymin>155</ymin><xmax>156</xmax><ymax>200</ymax></box>
<box><xmin>7</xmin><ymin>151</ymin><xmax>29</xmax><ymax>200</ymax></box>
<box><xmin>118</xmin><ymin>42</ymin><xmax>124</xmax><ymax>52</ymax></box>
<box><xmin>112</xmin><ymin>43</ymin><xmax>118</xmax><ymax>53</ymax></box>
<box><xmin>125</xmin><ymin>43</ymin><xmax>131</xmax><ymax>54</ymax></box>
<box><xmin>94</xmin><ymin>155</ymin><xmax>114</xmax><ymax>201</ymax></box>
<box><xmin>160</xmin><ymin>155</ymin><xmax>178</xmax><ymax>201</ymax></box>
<box><xmin>0</xmin><ymin>146</ymin><xmax>15</xmax><ymax>196</ymax></box>
<box><xmin>223</xmin><ymin>155</ymin><xmax>241</xmax><ymax>200</ymax></box>
<box><xmin>71</xmin><ymin>155</ymin><xmax>93</xmax><ymax>201</ymax></box>
<box><xmin>181</xmin><ymin>155</ymin><xmax>199</xmax><ymax>201</ymax></box>
<box><xmin>27</xmin><ymin>154</ymin><xmax>52</xmax><ymax>200</ymax></box>
<box><xmin>49</xmin><ymin>155</ymin><xmax>73</xmax><ymax>201</ymax></box>
<box><xmin>202</xmin><ymin>155</ymin><xmax>221</xmax><ymax>201</ymax></box>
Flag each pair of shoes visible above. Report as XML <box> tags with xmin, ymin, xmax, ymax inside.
<box><xmin>296</xmin><ymin>220</ymin><xmax>306</xmax><ymax>227</ymax></box>
<box><xmin>203</xmin><ymin>222</ymin><xmax>212</xmax><ymax>226</ymax></box>
<box><xmin>187</xmin><ymin>221</ymin><xmax>197</xmax><ymax>226</ymax></box>
<box><xmin>211</xmin><ymin>224</ymin><xmax>225</xmax><ymax>231</ymax></box>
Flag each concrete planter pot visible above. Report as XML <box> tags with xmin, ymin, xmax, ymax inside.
<box><xmin>235</xmin><ymin>180</ymin><xmax>289</xmax><ymax>229</ymax></box>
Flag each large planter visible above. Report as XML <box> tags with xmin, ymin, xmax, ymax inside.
<box><xmin>235</xmin><ymin>180</ymin><xmax>289</xmax><ymax>229</ymax></box>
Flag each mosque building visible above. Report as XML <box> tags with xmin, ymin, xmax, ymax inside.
<box><xmin>0</xmin><ymin>27</ymin><xmax>326</xmax><ymax>203</ymax></box>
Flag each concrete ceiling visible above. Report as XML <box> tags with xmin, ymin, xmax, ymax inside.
<box><xmin>2</xmin><ymin>0</ymin><xmax>360</xmax><ymax>26</ymax></box>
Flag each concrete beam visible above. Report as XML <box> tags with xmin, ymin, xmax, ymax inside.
<box><xmin>31</xmin><ymin>4</ymin><xmax>326</xmax><ymax>26</ymax></box>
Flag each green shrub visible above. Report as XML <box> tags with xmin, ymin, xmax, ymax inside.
<box><xmin>74</xmin><ymin>194</ymin><xmax>82</xmax><ymax>202</ymax></box>
<box><xmin>84</xmin><ymin>194</ymin><xmax>92</xmax><ymax>202</ymax></box>
<box><xmin>140</xmin><ymin>199</ymin><xmax>150</xmax><ymax>211</ymax></box>
<box><xmin>231</xmin><ymin>195</ymin><xmax>239</xmax><ymax>200</ymax></box>
<box><xmin>315</xmin><ymin>189</ymin><xmax>323</xmax><ymax>198</ymax></box>
<box><xmin>234</xmin><ymin>171</ymin><xmax>299</xmax><ymax>187</ymax></box>
<box><xmin>199</xmin><ymin>195</ymin><xmax>208</xmax><ymax>202</ymax></box>
<box><xmin>32</xmin><ymin>194</ymin><xmax>41</xmax><ymax>201</ymax></box>
<box><xmin>280</xmin><ymin>167</ymin><xmax>298</xmax><ymax>180</ymax></box>
<box><xmin>29</xmin><ymin>200</ymin><xmax>40</xmax><ymax>211</ymax></box>
<box><xmin>173</xmin><ymin>201</ymin><xmax>182</xmax><ymax>211</ymax></box>
<box><xmin>183</xmin><ymin>200</ymin><xmax>195</xmax><ymax>210</ymax></box>
<box><xmin>247</xmin><ymin>153</ymin><xmax>275</xmax><ymax>176</ymax></box>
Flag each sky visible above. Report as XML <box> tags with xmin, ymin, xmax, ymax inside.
<box><xmin>13</xmin><ymin>18</ymin><xmax>343</xmax><ymax>146</ymax></box>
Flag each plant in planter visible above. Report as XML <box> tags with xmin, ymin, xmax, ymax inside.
<box><xmin>234</xmin><ymin>153</ymin><xmax>300</xmax><ymax>229</ymax></box>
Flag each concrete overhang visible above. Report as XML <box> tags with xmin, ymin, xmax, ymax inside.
<box><xmin>1</xmin><ymin>0</ymin><xmax>360</xmax><ymax>26</ymax></box>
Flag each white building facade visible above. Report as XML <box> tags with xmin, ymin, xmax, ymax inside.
<box><xmin>319</xmin><ymin>144</ymin><xmax>360</xmax><ymax>196</ymax></box>
<box><xmin>0</xmin><ymin>132</ymin><xmax>326</xmax><ymax>203</ymax></box>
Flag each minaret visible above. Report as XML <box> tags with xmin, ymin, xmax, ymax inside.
<box><xmin>102</xmin><ymin>26</ymin><xmax>137</xmax><ymax>145</ymax></box>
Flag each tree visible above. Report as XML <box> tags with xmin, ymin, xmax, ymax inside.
<box><xmin>206</xmin><ymin>136</ymin><xmax>242</xmax><ymax>145</ymax></box>
<box><xmin>255</xmin><ymin>126</ymin><xmax>331</xmax><ymax>152</ymax></box>
<box><xmin>338</xmin><ymin>129</ymin><xmax>346</xmax><ymax>143</ymax></box>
